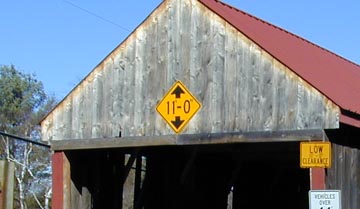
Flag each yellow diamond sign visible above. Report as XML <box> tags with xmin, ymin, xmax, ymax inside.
<box><xmin>156</xmin><ymin>81</ymin><xmax>201</xmax><ymax>133</ymax></box>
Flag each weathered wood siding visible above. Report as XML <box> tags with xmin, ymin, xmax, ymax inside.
<box><xmin>326</xmin><ymin>125</ymin><xmax>360</xmax><ymax>209</ymax></box>
<box><xmin>41</xmin><ymin>0</ymin><xmax>339</xmax><ymax>141</ymax></box>
<box><xmin>329</xmin><ymin>144</ymin><xmax>360</xmax><ymax>209</ymax></box>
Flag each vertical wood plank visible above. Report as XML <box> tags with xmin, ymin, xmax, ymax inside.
<box><xmin>134</xmin><ymin>30</ymin><xmax>145</xmax><ymax>136</ymax></box>
<box><xmin>235</xmin><ymin>33</ymin><xmax>247</xmax><ymax>131</ymax></box>
<box><xmin>71</xmin><ymin>93</ymin><xmax>79</xmax><ymax>139</ymax></box>
<box><xmin>166</xmin><ymin>0</ymin><xmax>176</xmax><ymax>84</ymax></box>
<box><xmin>212</xmin><ymin>18</ymin><xmax>225</xmax><ymax>133</ymax></box>
<box><xmin>83</xmin><ymin>83</ymin><xmax>92</xmax><ymax>139</ymax></box>
<box><xmin>191</xmin><ymin>4</ymin><xmax>208</xmax><ymax>132</ymax></box>
<box><xmin>122</xmin><ymin>39</ymin><xmax>135</xmax><ymax>136</ymax></box>
<box><xmin>112</xmin><ymin>50</ymin><xmax>125</xmax><ymax>137</ymax></box>
<box><xmin>102</xmin><ymin>61</ymin><xmax>114</xmax><ymax>137</ymax></box>
<box><xmin>141</xmin><ymin>21</ymin><xmax>152</xmax><ymax>136</ymax></box>
<box><xmin>201</xmin><ymin>9</ymin><xmax>214</xmax><ymax>133</ymax></box>
<box><xmin>223</xmin><ymin>23</ymin><xmax>237</xmax><ymax>131</ymax></box>
<box><xmin>349</xmin><ymin>148</ymin><xmax>358</xmax><ymax>209</ymax></box>
<box><xmin>259</xmin><ymin>57</ymin><xmax>272</xmax><ymax>130</ymax></box>
<box><xmin>275</xmin><ymin>66</ymin><xmax>287</xmax><ymax>129</ymax></box>
<box><xmin>148</xmin><ymin>12</ymin><xmax>162</xmax><ymax>135</ymax></box>
<box><xmin>248</xmin><ymin>45</ymin><xmax>261</xmax><ymax>130</ymax></box>
<box><xmin>91</xmin><ymin>70</ymin><xmax>103</xmax><ymax>138</ymax></box>
<box><xmin>188</xmin><ymin>0</ymin><xmax>199</xmax><ymax>132</ymax></box>
<box><xmin>180</xmin><ymin>0</ymin><xmax>191</xmax><ymax>85</ymax></box>
<box><xmin>285</xmin><ymin>69</ymin><xmax>297</xmax><ymax>129</ymax></box>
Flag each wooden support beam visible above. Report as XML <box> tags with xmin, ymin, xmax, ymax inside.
<box><xmin>134</xmin><ymin>173</ymin><xmax>148</xmax><ymax>209</ymax></box>
<box><xmin>134</xmin><ymin>155</ymin><xmax>142</xmax><ymax>207</ymax></box>
<box><xmin>52</xmin><ymin>152</ymin><xmax>71</xmax><ymax>209</ymax></box>
<box><xmin>310</xmin><ymin>168</ymin><xmax>326</xmax><ymax>190</ymax></box>
<box><xmin>50</xmin><ymin>129</ymin><xmax>325</xmax><ymax>151</ymax></box>
<box><xmin>122</xmin><ymin>149</ymin><xmax>140</xmax><ymax>185</ymax></box>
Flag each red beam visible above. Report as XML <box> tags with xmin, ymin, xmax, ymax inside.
<box><xmin>52</xmin><ymin>152</ymin><xmax>64</xmax><ymax>209</ymax></box>
<box><xmin>310</xmin><ymin>168</ymin><xmax>325</xmax><ymax>190</ymax></box>
<box><xmin>52</xmin><ymin>152</ymin><xmax>70</xmax><ymax>209</ymax></box>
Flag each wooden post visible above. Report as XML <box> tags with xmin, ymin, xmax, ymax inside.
<box><xmin>52</xmin><ymin>152</ymin><xmax>71</xmax><ymax>209</ymax></box>
<box><xmin>0</xmin><ymin>160</ymin><xmax>14</xmax><ymax>209</ymax></box>
<box><xmin>310</xmin><ymin>168</ymin><xmax>325</xmax><ymax>190</ymax></box>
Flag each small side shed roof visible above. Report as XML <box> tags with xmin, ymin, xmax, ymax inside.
<box><xmin>200</xmin><ymin>0</ymin><xmax>360</xmax><ymax>127</ymax></box>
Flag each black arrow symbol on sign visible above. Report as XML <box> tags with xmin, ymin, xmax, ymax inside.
<box><xmin>171</xmin><ymin>86</ymin><xmax>185</xmax><ymax>98</ymax></box>
<box><xmin>171</xmin><ymin>116</ymin><xmax>184</xmax><ymax>129</ymax></box>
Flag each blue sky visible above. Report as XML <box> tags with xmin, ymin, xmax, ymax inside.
<box><xmin>1</xmin><ymin>0</ymin><xmax>359</xmax><ymax>100</ymax></box>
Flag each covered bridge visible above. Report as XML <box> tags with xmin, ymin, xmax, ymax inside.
<box><xmin>41</xmin><ymin>0</ymin><xmax>360</xmax><ymax>208</ymax></box>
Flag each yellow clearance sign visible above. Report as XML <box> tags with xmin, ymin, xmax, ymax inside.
<box><xmin>156</xmin><ymin>81</ymin><xmax>201</xmax><ymax>133</ymax></box>
<box><xmin>300</xmin><ymin>142</ymin><xmax>331</xmax><ymax>168</ymax></box>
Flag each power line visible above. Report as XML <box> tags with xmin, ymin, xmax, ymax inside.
<box><xmin>0</xmin><ymin>131</ymin><xmax>50</xmax><ymax>148</ymax></box>
<box><xmin>63</xmin><ymin>0</ymin><xmax>131</xmax><ymax>32</ymax></box>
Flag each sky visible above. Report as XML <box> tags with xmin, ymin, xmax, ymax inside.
<box><xmin>1</xmin><ymin>0</ymin><xmax>359</xmax><ymax>100</ymax></box>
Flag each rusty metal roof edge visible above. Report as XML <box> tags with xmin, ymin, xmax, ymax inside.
<box><xmin>340</xmin><ymin>110</ymin><xmax>360</xmax><ymax>128</ymax></box>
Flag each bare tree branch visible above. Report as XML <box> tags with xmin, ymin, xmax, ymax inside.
<box><xmin>32</xmin><ymin>192</ymin><xmax>45</xmax><ymax>209</ymax></box>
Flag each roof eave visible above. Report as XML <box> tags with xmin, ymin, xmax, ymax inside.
<box><xmin>340</xmin><ymin>110</ymin><xmax>360</xmax><ymax>128</ymax></box>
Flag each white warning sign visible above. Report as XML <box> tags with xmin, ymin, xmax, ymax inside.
<box><xmin>309</xmin><ymin>190</ymin><xmax>341</xmax><ymax>209</ymax></box>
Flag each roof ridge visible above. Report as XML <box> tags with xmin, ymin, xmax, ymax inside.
<box><xmin>215</xmin><ymin>0</ymin><xmax>360</xmax><ymax>68</ymax></box>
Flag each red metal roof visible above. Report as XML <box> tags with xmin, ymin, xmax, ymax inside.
<box><xmin>199</xmin><ymin>0</ymin><xmax>360</xmax><ymax>127</ymax></box>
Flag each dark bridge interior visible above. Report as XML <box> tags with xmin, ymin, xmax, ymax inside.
<box><xmin>67</xmin><ymin>142</ymin><xmax>309</xmax><ymax>209</ymax></box>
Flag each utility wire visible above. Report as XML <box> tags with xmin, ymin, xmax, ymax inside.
<box><xmin>63</xmin><ymin>0</ymin><xmax>131</xmax><ymax>32</ymax></box>
<box><xmin>0</xmin><ymin>131</ymin><xmax>50</xmax><ymax>148</ymax></box>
